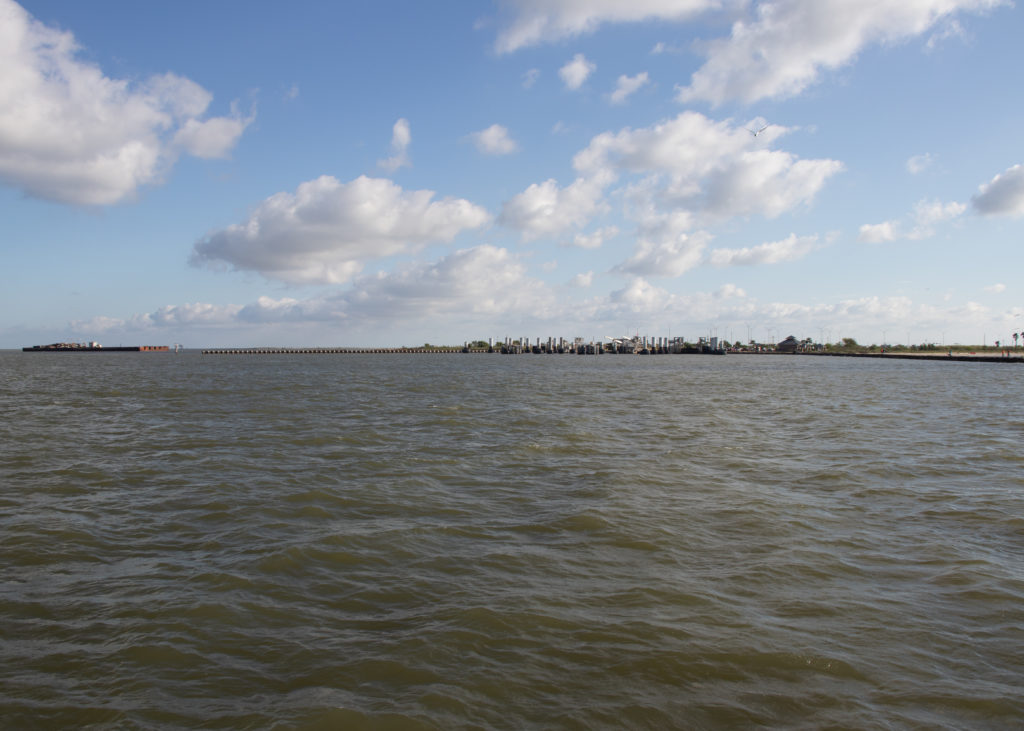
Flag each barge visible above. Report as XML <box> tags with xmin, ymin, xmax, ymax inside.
<box><xmin>23</xmin><ymin>342</ymin><xmax>169</xmax><ymax>352</ymax></box>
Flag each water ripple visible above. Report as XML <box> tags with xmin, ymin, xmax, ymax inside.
<box><xmin>2</xmin><ymin>352</ymin><xmax>1023</xmax><ymax>727</ymax></box>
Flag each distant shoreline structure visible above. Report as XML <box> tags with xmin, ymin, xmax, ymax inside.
<box><xmin>196</xmin><ymin>347</ymin><xmax>1022</xmax><ymax>363</ymax></box>
<box><xmin>22</xmin><ymin>342</ymin><xmax>170</xmax><ymax>352</ymax></box>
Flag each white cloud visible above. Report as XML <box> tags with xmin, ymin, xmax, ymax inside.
<box><xmin>71</xmin><ymin>301</ymin><xmax>245</xmax><ymax>334</ymax></box>
<box><xmin>173</xmin><ymin>111</ymin><xmax>252</xmax><ymax>159</ymax></box>
<box><xmin>984</xmin><ymin>283</ymin><xmax>1006</xmax><ymax>293</ymax></box>
<box><xmin>651</xmin><ymin>41</ymin><xmax>684</xmax><ymax>55</ymax></box>
<box><xmin>906</xmin><ymin>152</ymin><xmax>934</xmax><ymax>174</ymax></box>
<box><xmin>571</xmin><ymin>271</ymin><xmax>594</xmax><ymax>287</ymax></box>
<box><xmin>191</xmin><ymin>175</ymin><xmax>491</xmax><ymax>284</ymax></box>
<box><xmin>616</xmin><ymin>213</ymin><xmax>712</xmax><ymax>277</ymax></box>
<box><xmin>908</xmin><ymin>198</ymin><xmax>965</xmax><ymax>238</ymax></box>
<box><xmin>575</xmin><ymin>111</ymin><xmax>841</xmax><ymax>224</ymax></box>
<box><xmin>926</xmin><ymin>18</ymin><xmax>967</xmax><ymax>49</ymax></box>
<box><xmin>709</xmin><ymin>233</ymin><xmax>818</xmax><ymax>266</ymax></box>
<box><xmin>378</xmin><ymin>118</ymin><xmax>411</xmax><ymax>171</ymax></box>
<box><xmin>608</xmin><ymin>277</ymin><xmax>674</xmax><ymax>312</ymax></box>
<box><xmin>608</xmin><ymin>72</ymin><xmax>650</xmax><ymax>105</ymax></box>
<box><xmin>972</xmin><ymin>163</ymin><xmax>1024</xmax><ymax>217</ymax></box>
<box><xmin>859</xmin><ymin>198</ymin><xmax>964</xmax><ymax>242</ymax></box>
<box><xmin>355</xmin><ymin>245</ymin><xmax>552</xmax><ymax>319</ymax></box>
<box><xmin>494</xmin><ymin>0</ymin><xmax>718</xmax><ymax>53</ymax></box>
<box><xmin>559</xmin><ymin>53</ymin><xmax>596</xmax><ymax>90</ymax></box>
<box><xmin>859</xmin><ymin>221</ymin><xmax>899</xmax><ymax>243</ymax></box>
<box><xmin>0</xmin><ymin>0</ymin><xmax>249</xmax><ymax>205</ymax></box>
<box><xmin>470</xmin><ymin>124</ymin><xmax>518</xmax><ymax>155</ymax></box>
<box><xmin>677</xmin><ymin>0</ymin><xmax>1006</xmax><ymax>105</ymax></box>
<box><xmin>703</xmin><ymin>150</ymin><xmax>842</xmax><ymax>219</ymax></box>
<box><xmin>567</xmin><ymin>226</ymin><xmax>618</xmax><ymax>249</ymax></box>
<box><xmin>522</xmin><ymin>68</ymin><xmax>540</xmax><ymax>88</ymax></box>
<box><xmin>499</xmin><ymin>175</ymin><xmax>609</xmax><ymax>239</ymax></box>
<box><xmin>269</xmin><ymin>245</ymin><xmax>554</xmax><ymax>323</ymax></box>
<box><xmin>501</xmin><ymin>111</ymin><xmax>837</xmax><ymax>253</ymax></box>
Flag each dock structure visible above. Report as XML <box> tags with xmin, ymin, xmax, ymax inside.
<box><xmin>201</xmin><ymin>347</ymin><xmax>466</xmax><ymax>355</ymax></box>
<box><xmin>198</xmin><ymin>344</ymin><xmax>1021</xmax><ymax>362</ymax></box>
<box><xmin>201</xmin><ymin>335</ymin><xmax>729</xmax><ymax>356</ymax></box>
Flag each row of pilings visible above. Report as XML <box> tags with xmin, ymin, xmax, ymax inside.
<box><xmin>201</xmin><ymin>347</ymin><xmax>465</xmax><ymax>355</ymax></box>
<box><xmin>201</xmin><ymin>344</ymin><xmax>726</xmax><ymax>355</ymax></box>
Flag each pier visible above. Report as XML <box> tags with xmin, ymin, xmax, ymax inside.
<box><xmin>201</xmin><ymin>347</ymin><xmax>465</xmax><ymax>355</ymax></box>
<box><xmin>201</xmin><ymin>335</ymin><xmax>727</xmax><ymax>356</ymax></box>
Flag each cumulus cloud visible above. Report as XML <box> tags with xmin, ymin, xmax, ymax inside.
<box><xmin>608</xmin><ymin>72</ymin><xmax>650</xmax><ymax>105</ymax></box>
<box><xmin>566</xmin><ymin>226</ymin><xmax>618</xmax><ymax>249</ymax></box>
<box><xmin>378</xmin><ymin>118</ymin><xmax>411</xmax><ymax>171</ymax></box>
<box><xmin>173</xmin><ymin>111</ymin><xmax>252</xmax><ymax>159</ymax></box>
<box><xmin>559</xmin><ymin>54</ymin><xmax>596</xmax><ymax>90</ymax></box>
<box><xmin>493</xmin><ymin>0</ymin><xmax>717</xmax><ymax>53</ymax></box>
<box><xmin>908</xmin><ymin>198</ymin><xmax>965</xmax><ymax>238</ymax></box>
<box><xmin>906</xmin><ymin>152</ymin><xmax>934</xmax><ymax>174</ymax></box>
<box><xmin>570</xmin><ymin>271</ymin><xmax>594</xmax><ymax>287</ymax></box>
<box><xmin>859</xmin><ymin>221</ymin><xmax>899</xmax><ymax>243</ymax></box>
<box><xmin>709</xmin><ymin>233</ymin><xmax>818</xmax><ymax>266</ymax></box>
<box><xmin>0</xmin><ymin>0</ymin><xmax>250</xmax><ymax>205</ymax></box>
<box><xmin>651</xmin><ymin>41</ymin><xmax>684</xmax><ymax>55</ymax></box>
<box><xmin>862</xmin><ymin>198</ymin><xmax>965</xmax><ymax>242</ymax></box>
<box><xmin>576</xmin><ymin>111</ymin><xmax>841</xmax><ymax>224</ymax></box>
<box><xmin>499</xmin><ymin>175</ymin><xmax>609</xmax><ymax>239</ymax></box>
<box><xmin>616</xmin><ymin>234</ymin><xmax>709</xmax><ymax>278</ymax></box>
<box><xmin>254</xmin><ymin>245</ymin><xmax>553</xmax><ymax>323</ymax></box>
<box><xmin>501</xmin><ymin>111</ymin><xmax>838</xmax><ymax>250</ymax></box>
<box><xmin>616</xmin><ymin>212</ymin><xmax>712</xmax><ymax>277</ymax></box>
<box><xmin>191</xmin><ymin>175</ymin><xmax>491</xmax><ymax>284</ymax></box>
<box><xmin>70</xmin><ymin>301</ymin><xmax>245</xmax><ymax>334</ymax></box>
<box><xmin>677</xmin><ymin>0</ymin><xmax>1005</xmax><ymax>105</ymax></box>
<box><xmin>984</xmin><ymin>283</ymin><xmax>1006</xmax><ymax>293</ymax></box>
<box><xmin>972</xmin><ymin>163</ymin><xmax>1024</xmax><ymax>217</ymax></box>
<box><xmin>470</xmin><ymin>124</ymin><xmax>518</xmax><ymax>155</ymax></box>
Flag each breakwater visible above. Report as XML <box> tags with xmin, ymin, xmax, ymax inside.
<box><xmin>202</xmin><ymin>334</ymin><xmax>725</xmax><ymax>356</ymax></box>
<box><xmin>201</xmin><ymin>347</ymin><xmax>465</xmax><ymax>355</ymax></box>
<box><xmin>199</xmin><ymin>347</ymin><xmax>1020</xmax><ymax>362</ymax></box>
<box><xmin>200</xmin><ymin>347</ymin><xmax>724</xmax><ymax>355</ymax></box>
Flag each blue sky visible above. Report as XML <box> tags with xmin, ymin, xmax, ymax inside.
<box><xmin>2</xmin><ymin>0</ymin><xmax>1022</xmax><ymax>348</ymax></box>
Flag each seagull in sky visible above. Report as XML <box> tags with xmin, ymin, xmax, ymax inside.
<box><xmin>748</xmin><ymin>124</ymin><xmax>769</xmax><ymax>137</ymax></box>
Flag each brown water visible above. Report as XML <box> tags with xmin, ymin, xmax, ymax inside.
<box><xmin>2</xmin><ymin>351</ymin><xmax>1022</xmax><ymax>728</ymax></box>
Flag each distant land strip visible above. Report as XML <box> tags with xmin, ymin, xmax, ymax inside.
<box><xmin>200</xmin><ymin>347</ymin><xmax>1022</xmax><ymax>363</ymax></box>
<box><xmin>797</xmin><ymin>351</ymin><xmax>1023</xmax><ymax>363</ymax></box>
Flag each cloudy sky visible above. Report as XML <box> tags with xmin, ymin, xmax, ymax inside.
<box><xmin>2</xmin><ymin>0</ymin><xmax>1022</xmax><ymax>348</ymax></box>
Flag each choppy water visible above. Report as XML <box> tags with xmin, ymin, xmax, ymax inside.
<box><xmin>1</xmin><ymin>350</ymin><xmax>1022</xmax><ymax>729</ymax></box>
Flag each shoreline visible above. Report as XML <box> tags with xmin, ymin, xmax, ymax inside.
<box><xmin>194</xmin><ymin>347</ymin><xmax>1023</xmax><ymax>363</ymax></box>
<box><xmin>783</xmin><ymin>351</ymin><xmax>1022</xmax><ymax>363</ymax></box>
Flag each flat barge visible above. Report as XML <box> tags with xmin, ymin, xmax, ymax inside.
<box><xmin>23</xmin><ymin>342</ymin><xmax>169</xmax><ymax>352</ymax></box>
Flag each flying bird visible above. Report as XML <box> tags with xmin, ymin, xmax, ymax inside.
<box><xmin>748</xmin><ymin>124</ymin><xmax>769</xmax><ymax>137</ymax></box>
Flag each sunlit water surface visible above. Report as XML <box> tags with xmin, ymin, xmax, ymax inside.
<box><xmin>2</xmin><ymin>351</ymin><xmax>1022</xmax><ymax>728</ymax></box>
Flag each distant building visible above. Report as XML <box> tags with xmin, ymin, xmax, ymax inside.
<box><xmin>777</xmin><ymin>335</ymin><xmax>799</xmax><ymax>353</ymax></box>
